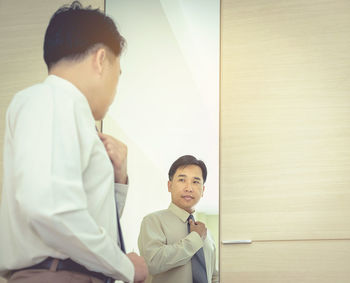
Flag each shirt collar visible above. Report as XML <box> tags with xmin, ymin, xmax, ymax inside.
<box><xmin>45</xmin><ymin>74</ymin><xmax>89</xmax><ymax>104</ymax></box>
<box><xmin>168</xmin><ymin>202</ymin><xmax>193</xmax><ymax>223</ymax></box>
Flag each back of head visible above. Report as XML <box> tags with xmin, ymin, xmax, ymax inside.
<box><xmin>168</xmin><ymin>155</ymin><xmax>207</xmax><ymax>183</ymax></box>
<box><xmin>44</xmin><ymin>0</ymin><xmax>125</xmax><ymax>70</ymax></box>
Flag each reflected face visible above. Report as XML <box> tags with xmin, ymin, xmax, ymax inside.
<box><xmin>168</xmin><ymin>165</ymin><xmax>205</xmax><ymax>213</ymax></box>
<box><xmin>98</xmin><ymin>54</ymin><xmax>121</xmax><ymax>119</ymax></box>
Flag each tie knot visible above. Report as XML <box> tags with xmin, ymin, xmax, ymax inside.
<box><xmin>188</xmin><ymin>214</ymin><xmax>195</xmax><ymax>222</ymax></box>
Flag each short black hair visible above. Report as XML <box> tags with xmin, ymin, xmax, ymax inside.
<box><xmin>168</xmin><ymin>155</ymin><xmax>207</xmax><ymax>183</ymax></box>
<box><xmin>43</xmin><ymin>1</ymin><xmax>125</xmax><ymax>70</ymax></box>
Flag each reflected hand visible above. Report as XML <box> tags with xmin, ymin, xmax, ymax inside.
<box><xmin>189</xmin><ymin>219</ymin><xmax>207</xmax><ymax>240</ymax></box>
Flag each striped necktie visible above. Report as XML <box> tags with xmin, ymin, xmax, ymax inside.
<box><xmin>187</xmin><ymin>214</ymin><xmax>208</xmax><ymax>283</ymax></box>
<box><xmin>116</xmin><ymin>203</ymin><xmax>126</xmax><ymax>253</ymax></box>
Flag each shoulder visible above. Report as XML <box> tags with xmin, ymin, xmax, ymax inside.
<box><xmin>9</xmin><ymin>82</ymin><xmax>50</xmax><ymax>110</ymax></box>
<box><xmin>141</xmin><ymin>209</ymin><xmax>173</xmax><ymax>225</ymax></box>
<box><xmin>7</xmin><ymin>82</ymin><xmax>52</xmax><ymax>128</ymax></box>
<box><xmin>142</xmin><ymin>209</ymin><xmax>170</xmax><ymax>221</ymax></box>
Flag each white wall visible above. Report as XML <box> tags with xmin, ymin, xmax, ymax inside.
<box><xmin>104</xmin><ymin>0</ymin><xmax>220</xmax><ymax>251</ymax></box>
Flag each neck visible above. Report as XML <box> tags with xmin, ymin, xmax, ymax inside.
<box><xmin>172</xmin><ymin>202</ymin><xmax>195</xmax><ymax>214</ymax></box>
<box><xmin>49</xmin><ymin>60</ymin><xmax>98</xmax><ymax>120</ymax></box>
<box><xmin>49</xmin><ymin>60</ymin><xmax>88</xmax><ymax>91</ymax></box>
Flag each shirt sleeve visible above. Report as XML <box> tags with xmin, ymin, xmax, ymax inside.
<box><xmin>211</xmin><ymin>244</ymin><xmax>219</xmax><ymax>283</ymax></box>
<box><xmin>138</xmin><ymin>214</ymin><xmax>204</xmax><ymax>275</ymax></box>
<box><xmin>212</xmin><ymin>269</ymin><xmax>219</xmax><ymax>283</ymax></box>
<box><xmin>11</xmin><ymin>92</ymin><xmax>134</xmax><ymax>282</ymax></box>
<box><xmin>114</xmin><ymin>182</ymin><xmax>129</xmax><ymax>217</ymax></box>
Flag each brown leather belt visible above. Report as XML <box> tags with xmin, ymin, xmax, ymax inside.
<box><xmin>16</xmin><ymin>257</ymin><xmax>114</xmax><ymax>283</ymax></box>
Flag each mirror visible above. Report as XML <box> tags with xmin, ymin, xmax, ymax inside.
<box><xmin>104</xmin><ymin>0</ymin><xmax>220</xmax><ymax>260</ymax></box>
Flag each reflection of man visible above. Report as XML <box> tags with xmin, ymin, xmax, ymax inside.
<box><xmin>0</xmin><ymin>2</ymin><xmax>148</xmax><ymax>283</ymax></box>
<box><xmin>138</xmin><ymin>155</ymin><xmax>219</xmax><ymax>283</ymax></box>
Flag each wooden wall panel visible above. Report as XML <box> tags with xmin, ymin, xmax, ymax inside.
<box><xmin>221</xmin><ymin>240</ymin><xmax>350</xmax><ymax>283</ymax></box>
<box><xmin>0</xmin><ymin>1</ymin><xmax>104</xmax><ymax>282</ymax></box>
<box><xmin>221</xmin><ymin>184</ymin><xmax>350</xmax><ymax>240</ymax></box>
<box><xmin>220</xmin><ymin>0</ymin><xmax>350</xmax><ymax>240</ymax></box>
<box><xmin>220</xmin><ymin>0</ymin><xmax>350</xmax><ymax>281</ymax></box>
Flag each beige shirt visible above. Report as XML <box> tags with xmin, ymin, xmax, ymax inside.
<box><xmin>0</xmin><ymin>75</ymin><xmax>134</xmax><ymax>282</ymax></box>
<box><xmin>138</xmin><ymin>203</ymin><xmax>219</xmax><ymax>283</ymax></box>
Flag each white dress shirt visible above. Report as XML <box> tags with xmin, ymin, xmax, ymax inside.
<box><xmin>0</xmin><ymin>75</ymin><xmax>134</xmax><ymax>282</ymax></box>
<box><xmin>138</xmin><ymin>203</ymin><xmax>219</xmax><ymax>283</ymax></box>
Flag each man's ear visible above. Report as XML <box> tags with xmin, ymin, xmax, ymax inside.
<box><xmin>168</xmin><ymin>180</ymin><xmax>172</xmax><ymax>192</ymax></box>
<box><xmin>94</xmin><ymin>48</ymin><xmax>107</xmax><ymax>75</ymax></box>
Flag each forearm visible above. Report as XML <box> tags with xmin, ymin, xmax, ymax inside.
<box><xmin>212</xmin><ymin>270</ymin><xmax>219</xmax><ymax>283</ymax></box>
<box><xmin>141</xmin><ymin>232</ymin><xmax>203</xmax><ymax>275</ymax></box>
<box><xmin>26</xmin><ymin>204</ymin><xmax>134</xmax><ymax>282</ymax></box>
<box><xmin>17</xmin><ymin>174</ymin><xmax>133</xmax><ymax>281</ymax></box>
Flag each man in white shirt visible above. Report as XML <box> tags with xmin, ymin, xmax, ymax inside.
<box><xmin>138</xmin><ymin>155</ymin><xmax>219</xmax><ymax>283</ymax></box>
<box><xmin>0</xmin><ymin>1</ymin><xmax>148</xmax><ymax>282</ymax></box>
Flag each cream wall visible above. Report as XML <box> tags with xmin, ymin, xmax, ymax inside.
<box><xmin>221</xmin><ymin>0</ymin><xmax>350</xmax><ymax>282</ymax></box>
<box><xmin>0</xmin><ymin>1</ymin><xmax>104</xmax><ymax>281</ymax></box>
